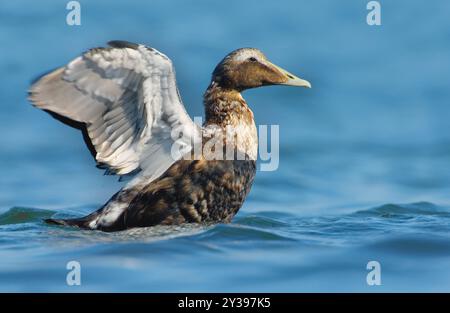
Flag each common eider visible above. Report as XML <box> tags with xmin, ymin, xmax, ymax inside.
<box><xmin>29</xmin><ymin>40</ymin><xmax>311</xmax><ymax>232</ymax></box>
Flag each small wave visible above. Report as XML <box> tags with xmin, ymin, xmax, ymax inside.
<box><xmin>234</xmin><ymin>214</ymin><xmax>290</xmax><ymax>228</ymax></box>
<box><xmin>352</xmin><ymin>201</ymin><xmax>450</xmax><ymax>218</ymax></box>
<box><xmin>194</xmin><ymin>223</ymin><xmax>294</xmax><ymax>242</ymax></box>
<box><xmin>0</xmin><ymin>207</ymin><xmax>55</xmax><ymax>225</ymax></box>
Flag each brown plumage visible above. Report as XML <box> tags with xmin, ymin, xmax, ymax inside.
<box><xmin>30</xmin><ymin>42</ymin><xmax>310</xmax><ymax>232</ymax></box>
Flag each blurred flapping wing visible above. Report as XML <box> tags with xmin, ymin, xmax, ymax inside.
<box><xmin>29</xmin><ymin>40</ymin><xmax>200</xmax><ymax>181</ymax></box>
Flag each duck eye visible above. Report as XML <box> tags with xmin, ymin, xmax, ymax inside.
<box><xmin>248</xmin><ymin>57</ymin><xmax>257</xmax><ymax>62</ymax></box>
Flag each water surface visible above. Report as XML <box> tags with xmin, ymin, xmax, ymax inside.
<box><xmin>0</xmin><ymin>0</ymin><xmax>449</xmax><ymax>292</ymax></box>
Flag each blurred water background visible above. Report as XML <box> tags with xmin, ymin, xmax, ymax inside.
<box><xmin>0</xmin><ymin>0</ymin><xmax>449</xmax><ymax>291</ymax></box>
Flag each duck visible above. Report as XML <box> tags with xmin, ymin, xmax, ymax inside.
<box><xmin>28</xmin><ymin>40</ymin><xmax>311</xmax><ymax>232</ymax></box>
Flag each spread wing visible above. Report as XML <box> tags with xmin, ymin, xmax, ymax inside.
<box><xmin>29</xmin><ymin>40</ymin><xmax>200</xmax><ymax>181</ymax></box>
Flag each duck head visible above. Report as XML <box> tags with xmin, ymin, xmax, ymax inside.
<box><xmin>212</xmin><ymin>48</ymin><xmax>311</xmax><ymax>91</ymax></box>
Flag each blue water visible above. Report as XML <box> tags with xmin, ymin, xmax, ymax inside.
<box><xmin>1</xmin><ymin>0</ymin><xmax>450</xmax><ymax>292</ymax></box>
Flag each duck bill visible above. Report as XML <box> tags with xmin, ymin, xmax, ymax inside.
<box><xmin>269</xmin><ymin>62</ymin><xmax>312</xmax><ymax>88</ymax></box>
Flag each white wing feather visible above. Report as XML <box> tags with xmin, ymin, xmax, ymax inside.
<box><xmin>29</xmin><ymin>41</ymin><xmax>200</xmax><ymax>182</ymax></box>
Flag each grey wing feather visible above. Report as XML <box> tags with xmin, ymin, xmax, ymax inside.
<box><xmin>29</xmin><ymin>41</ymin><xmax>201</xmax><ymax>181</ymax></box>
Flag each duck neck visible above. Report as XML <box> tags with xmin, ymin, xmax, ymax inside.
<box><xmin>203</xmin><ymin>81</ymin><xmax>258</xmax><ymax>160</ymax></box>
<box><xmin>203</xmin><ymin>81</ymin><xmax>254</xmax><ymax>127</ymax></box>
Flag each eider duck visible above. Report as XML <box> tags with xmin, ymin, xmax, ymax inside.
<box><xmin>29</xmin><ymin>40</ymin><xmax>311</xmax><ymax>232</ymax></box>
